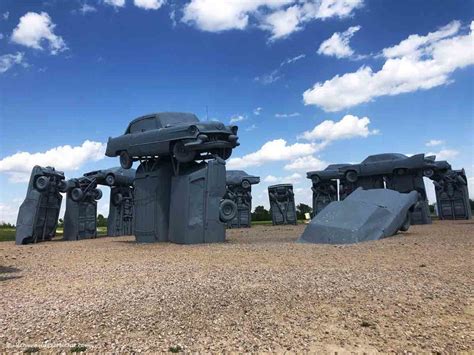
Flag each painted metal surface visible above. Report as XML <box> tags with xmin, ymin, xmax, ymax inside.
<box><xmin>433</xmin><ymin>169</ymin><xmax>471</xmax><ymax>220</ymax></box>
<box><xmin>15</xmin><ymin>166</ymin><xmax>67</xmax><ymax>245</ymax></box>
<box><xmin>298</xmin><ymin>188</ymin><xmax>418</xmax><ymax>244</ymax></box>
<box><xmin>268</xmin><ymin>184</ymin><xmax>297</xmax><ymax>225</ymax></box>
<box><xmin>225</xmin><ymin>170</ymin><xmax>260</xmax><ymax>228</ymax></box>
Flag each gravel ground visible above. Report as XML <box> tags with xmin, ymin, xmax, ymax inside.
<box><xmin>1</xmin><ymin>220</ymin><xmax>473</xmax><ymax>353</ymax></box>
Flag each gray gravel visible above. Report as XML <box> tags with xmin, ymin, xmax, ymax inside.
<box><xmin>1</xmin><ymin>220</ymin><xmax>473</xmax><ymax>353</ymax></box>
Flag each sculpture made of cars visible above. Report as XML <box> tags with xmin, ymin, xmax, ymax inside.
<box><xmin>63</xmin><ymin>175</ymin><xmax>102</xmax><ymax>241</ymax></box>
<box><xmin>84</xmin><ymin>167</ymin><xmax>136</xmax><ymax>237</ymax></box>
<box><xmin>298</xmin><ymin>188</ymin><xmax>419</xmax><ymax>244</ymax></box>
<box><xmin>106</xmin><ymin>112</ymin><xmax>239</xmax><ymax>169</ymax></box>
<box><xmin>268</xmin><ymin>184</ymin><xmax>297</xmax><ymax>225</ymax></box>
<box><xmin>225</xmin><ymin>170</ymin><xmax>260</xmax><ymax>228</ymax></box>
<box><xmin>15</xmin><ymin>166</ymin><xmax>68</xmax><ymax>245</ymax></box>
<box><xmin>433</xmin><ymin>168</ymin><xmax>471</xmax><ymax>220</ymax></box>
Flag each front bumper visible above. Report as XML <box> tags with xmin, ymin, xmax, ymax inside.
<box><xmin>184</xmin><ymin>134</ymin><xmax>239</xmax><ymax>150</ymax></box>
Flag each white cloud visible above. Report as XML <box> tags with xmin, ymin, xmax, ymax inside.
<box><xmin>134</xmin><ymin>0</ymin><xmax>165</xmax><ymax>10</ymax></box>
<box><xmin>264</xmin><ymin>173</ymin><xmax>302</xmax><ymax>184</ymax></box>
<box><xmin>317</xmin><ymin>25</ymin><xmax>360</xmax><ymax>58</ymax></box>
<box><xmin>0</xmin><ymin>52</ymin><xmax>25</xmax><ymax>74</ymax></box>
<box><xmin>0</xmin><ymin>33</ymin><xmax>4</xmax><ymax>40</ymax></box>
<box><xmin>425</xmin><ymin>139</ymin><xmax>444</xmax><ymax>147</ymax></box>
<box><xmin>229</xmin><ymin>114</ymin><xmax>246</xmax><ymax>124</ymax></box>
<box><xmin>245</xmin><ymin>124</ymin><xmax>257</xmax><ymax>131</ymax></box>
<box><xmin>275</xmin><ymin>112</ymin><xmax>300</xmax><ymax>118</ymax></box>
<box><xmin>182</xmin><ymin>0</ymin><xmax>362</xmax><ymax>40</ymax></box>
<box><xmin>281</xmin><ymin>54</ymin><xmax>306</xmax><ymax>66</ymax></box>
<box><xmin>104</xmin><ymin>0</ymin><xmax>126</xmax><ymax>7</ymax></box>
<box><xmin>284</xmin><ymin>155</ymin><xmax>327</xmax><ymax>170</ymax></box>
<box><xmin>427</xmin><ymin>149</ymin><xmax>459</xmax><ymax>161</ymax></box>
<box><xmin>0</xmin><ymin>199</ymin><xmax>23</xmax><ymax>224</ymax></box>
<box><xmin>2</xmin><ymin>12</ymin><xmax>9</xmax><ymax>20</ymax></box>
<box><xmin>253</xmin><ymin>107</ymin><xmax>263</xmax><ymax>115</ymax></box>
<box><xmin>254</xmin><ymin>69</ymin><xmax>281</xmax><ymax>85</ymax></box>
<box><xmin>227</xmin><ymin>139</ymin><xmax>319</xmax><ymax>169</ymax></box>
<box><xmin>11</xmin><ymin>12</ymin><xmax>67</xmax><ymax>55</ymax></box>
<box><xmin>0</xmin><ymin>140</ymin><xmax>106</xmax><ymax>183</ymax></box>
<box><xmin>78</xmin><ymin>4</ymin><xmax>97</xmax><ymax>14</ymax></box>
<box><xmin>299</xmin><ymin>114</ymin><xmax>378</xmax><ymax>141</ymax></box>
<box><xmin>304</xmin><ymin>20</ymin><xmax>474</xmax><ymax>112</ymax></box>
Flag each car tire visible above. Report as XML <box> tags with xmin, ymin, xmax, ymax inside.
<box><xmin>219</xmin><ymin>199</ymin><xmax>237</xmax><ymax>223</ymax></box>
<box><xmin>35</xmin><ymin>176</ymin><xmax>50</xmax><ymax>191</ymax></box>
<box><xmin>172</xmin><ymin>141</ymin><xmax>196</xmax><ymax>163</ymax></box>
<box><xmin>241</xmin><ymin>179</ymin><xmax>251</xmax><ymax>189</ymax></box>
<box><xmin>400</xmin><ymin>212</ymin><xmax>411</xmax><ymax>232</ymax></box>
<box><xmin>120</xmin><ymin>151</ymin><xmax>133</xmax><ymax>169</ymax></box>
<box><xmin>395</xmin><ymin>168</ymin><xmax>407</xmax><ymax>176</ymax></box>
<box><xmin>312</xmin><ymin>175</ymin><xmax>321</xmax><ymax>184</ymax></box>
<box><xmin>71</xmin><ymin>187</ymin><xmax>84</xmax><ymax>202</ymax></box>
<box><xmin>57</xmin><ymin>180</ymin><xmax>68</xmax><ymax>193</ymax></box>
<box><xmin>423</xmin><ymin>168</ymin><xmax>434</xmax><ymax>178</ymax></box>
<box><xmin>345</xmin><ymin>170</ymin><xmax>358</xmax><ymax>183</ymax></box>
<box><xmin>105</xmin><ymin>173</ymin><xmax>115</xmax><ymax>186</ymax></box>
<box><xmin>93</xmin><ymin>188</ymin><xmax>102</xmax><ymax>200</ymax></box>
<box><xmin>113</xmin><ymin>193</ymin><xmax>123</xmax><ymax>206</ymax></box>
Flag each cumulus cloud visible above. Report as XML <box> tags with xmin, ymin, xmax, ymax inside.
<box><xmin>284</xmin><ymin>155</ymin><xmax>327</xmax><ymax>170</ymax></box>
<box><xmin>78</xmin><ymin>3</ymin><xmax>97</xmax><ymax>14</ymax></box>
<box><xmin>275</xmin><ymin>112</ymin><xmax>300</xmax><ymax>118</ymax></box>
<box><xmin>11</xmin><ymin>12</ymin><xmax>67</xmax><ymax>55</ymax></box>
<box><xmin>0</xmin><ymin>140</ymin><xmax>106</xmax><ymax>182</ymax></box>
<box><xmin>182</xmin><ymin>0</ymin><xmax>363</xmax><ymax>40</ymax></box>
<box><xmin>304</xmin><ymin>20</ymin><xmax>474</xmax><ymax>112</ymax></box>
<box><xmin>227</xmin><ymin>139</ymin><xmax>320</xmax><ymax>169</ymax></box>
<box><xmin>264</xmin><ymin>172</ymin><xmax>302</xmax><ymax>184</ymax></box>
<box><xmin>134</xmin><ymin>0</ymin><xmax>165</xmax><ymax>10</ymax></box>
<box><xmin>0</xmin><ymin>52</ymin><xmax>26</xmax><ymax>74</ymax></box>
<box><xmin>299</xmin><ymin>114</ymin><xmax>378</xmax><ymax>141</ymax></box>
<box><xmin>229</xmin><ymin>115</ymin><xmax>246</xmax><ymax>124</ymax></box>
<box><xmin>104</xmin><ymin>0</ymin><xmax>126</xmax><ymax>7</ymax></box>
<box><xmin>317</xmin><ymin>25</ymin><xmax>360</xmax><ymax>58</ymax></box>
<box><xmin>426</xmin><ymin>139</ymin><xmax>444</xmax><ymax>147</ymax></box>
<box><xmin>427</xmin><ymin>148</ymin><xmax>459</xmax><ymax>161</ymax></box>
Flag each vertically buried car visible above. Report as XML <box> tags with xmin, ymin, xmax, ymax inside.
<box><xmin>106</xmin><ymin>112</ymin><xmax>239</xmax><ymax>168</ymax></box>
<box><xmin>338</xmin><ymin>153</ymin><xmax>437</xmax><ymax>183</ymax></box>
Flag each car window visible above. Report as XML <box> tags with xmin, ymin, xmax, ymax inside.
<box><xmin>159</xmin><ymin>113</ymin><xmax>199</xmax><ymax>127</ymax></box>
<box><xmin>130</xmin><ymin>118</ymin><xmax>158</xmax><ymax>133</ymax></box>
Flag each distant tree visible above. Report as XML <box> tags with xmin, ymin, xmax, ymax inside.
<box><xmin>296</xmin><ymin>203</ymin><xmax>312</xmax><ymax>220</ymax></box>
<box><xmin>252</xmin><ymin>205</ymin><xmax>271</xmax><ymax>221</ymax></box>
<box><xmin>97</xmin><ymin>214</ymin><xmax>108</xmax><ymax>227</ymax></box>
<box><xmin>0</xmin><ymin>222</ymin><xmax>15</xmax><ymax>229</ymax></box>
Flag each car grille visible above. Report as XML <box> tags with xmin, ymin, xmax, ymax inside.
<box><xmin>208</xmin><ymin>133</ymin><xmax>229</xmax><ymax>142</ymax></box>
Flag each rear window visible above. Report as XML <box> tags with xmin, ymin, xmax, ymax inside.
<box><xmin>129</xmin><ymin>118</ymin><xmax>159</xmax><ymax>133</ymax></box>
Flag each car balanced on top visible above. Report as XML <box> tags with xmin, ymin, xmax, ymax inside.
<box><xmin>106</xmin><ymin>112</ymin><xmax>239</xmax><ymax>169</ymax></box>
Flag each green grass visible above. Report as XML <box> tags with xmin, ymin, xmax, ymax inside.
<box><xmin>0</xmin><ymin>226</ymin><xmax>108</xmax><ymax>242</ymax></box>
<box><xmin>251</xmin><ymin>220</ymin><xmax>306</xmax><ymax>225</ymax></box>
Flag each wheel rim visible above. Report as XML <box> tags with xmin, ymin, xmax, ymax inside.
<box><xmin>346</xmin><ymin>171</ymin><xmax>357</xmax><ymax>182</ymax></box>
<box><xmin>106</xmin><ymin>174</ymin><xmax>115</xmax><ymax>186</ymax></box>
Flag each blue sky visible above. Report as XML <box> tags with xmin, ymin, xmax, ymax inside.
<box><xmin>0</xmin><ymin>0</ymin><xmax>473</xmax><ymax>223</ymax></box>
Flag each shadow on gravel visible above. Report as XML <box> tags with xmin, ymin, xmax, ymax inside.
<box><xmin>0</xmin><ymin>265</ymin><xmax>22</xmax><ymax>281</ymax></box>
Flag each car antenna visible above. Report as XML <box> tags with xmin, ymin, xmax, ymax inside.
<box><xmin>206</xmin><ymin>105</ymin><xmax>209</xmax><ymax>121</ymax></box>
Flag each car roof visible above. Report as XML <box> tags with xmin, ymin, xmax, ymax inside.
<box><xmin>362</xmin><ymin>153</ymin><xmax>407</xmax><ymax>163</ymax></box>
<box><xmin>125</xmin><ymin>112</ymin><xmax>199</xmax><ymax>132</ymax></box>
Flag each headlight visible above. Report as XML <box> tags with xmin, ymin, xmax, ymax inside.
<box><xmin>188</xmin><ymin>125</ymin><xmax>199</xmax><ymax>135</ymax></box>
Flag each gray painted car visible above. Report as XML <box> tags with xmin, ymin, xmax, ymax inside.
<box><xmin>84</xmin><ymin>167</ymin><xmax>136</xmax><ymax>187</ymax></box>
<box><xmin>106</xmin><ymin>112</ymin><xmax>239</xmax><ymax>168</ymax></box>
<box><xmin>226</xmin><ymin>170</ymin><xmax>260</xmax><ymax>189</ymax></box>
<box><xmin>298</xmin><ymin>188</ymin><xmax>419</xmax><ymax>244</ymax></box>
<box><xmin>306</xmin><ymin>163</ymin><xmax>351</xmax><ymax>184</ymax></box>
<box><xmin>338</xmin><ymin>153</ymin><xmax>437</xmax><ymax>183</ymax></box>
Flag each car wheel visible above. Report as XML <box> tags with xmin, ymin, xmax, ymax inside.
<box><xmin>71</xmin><ymin>187</ymin><xmax>84</xmax><ymax>202</ymax></box>
<box><xmin>112</xmin><ymin>193</ymin><xmax>123</xmax><ymax>206</ymax></box>
<box><xmin>172</xmin><ymin>141</ymin><xmax>196</xmax><ymax>163</ymax></box>
<box><xmin>395</xmin><ymin>168</ymin><xmax>407</xmax><ymax>176</ymax></box>
<box><xmin>345</xmin><ymin>170</ymin><xmax>358</xmax><ymax>183</ymax></box>
<box><xmin>35</xmin><ymin>176</ymin><xmax>50</xmax><ymax>191</ymax></box>
<box><xmin>400</xmin><ymin>212</ymin><xmax>411</xmax><ymax>232</ymax></box>
<box><xmin>423</xmin><ymin>168</ymin><xmax>434</xmax><ymax>178</ymax></box>
<box><xmin>93</xmin><ymin>188</ymin><xmax>102</xmax><ymax>200</ymax></box>
<box><xmin>120</xmin><ymin>151</ymin><xmax>133</xmax><ymax>169</ymax></box>
<box><xmin>219</xmin><ymin>199</ymin><xmax>237</xmax><ymax>223</ymax></box>
<box><xmin>312</xmin><ymin>175</ymin><xmax>321</xmax><ymax>184</ymax></box>
<box><xmin>105</xmin><ymin>173</ymin><xmax>115</xmax><ymax>186</ymax></box>
<box><xmin>241</xmin><ymin>179</ymin><xmax>251</xmax><ymax>189</ymax></box>
<box><xmin>57</xmin><ymin>180</ymin><xmax>68</xmax><ymax>193</ymax></box>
